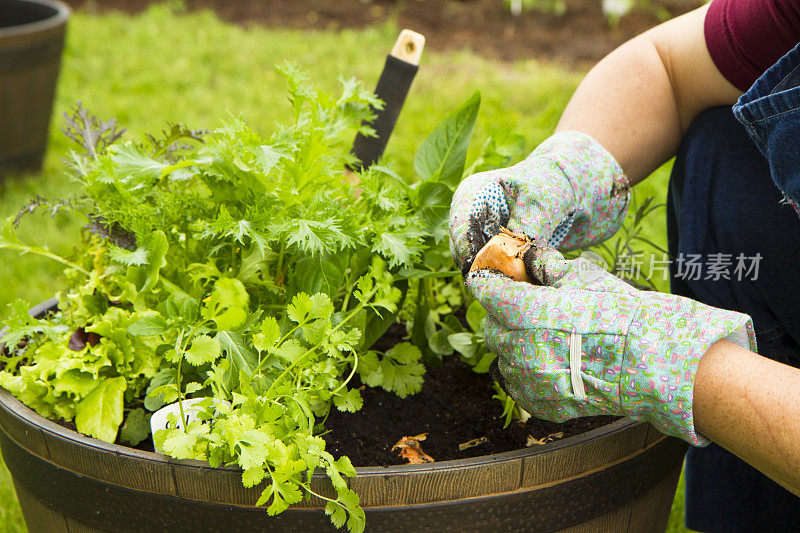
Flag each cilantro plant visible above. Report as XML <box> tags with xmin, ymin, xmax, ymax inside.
<box><xmin>0</xmin><ymin>64</ymin><xmax>503</xmax><ymax>531</ymax></box>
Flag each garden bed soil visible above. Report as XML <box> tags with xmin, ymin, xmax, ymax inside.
<box><xmin>64</xmin><ymin>0</ymin><xmax>699</xmax><ymax>65</ymax></box>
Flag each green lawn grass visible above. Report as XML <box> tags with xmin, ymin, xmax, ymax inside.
<box><xmin>0</xmin><ymin>3</ymin><xmax>682</xmax><ymax>531</ymax></box>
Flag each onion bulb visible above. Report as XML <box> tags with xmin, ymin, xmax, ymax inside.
<box><xmin>469</xmin><ymin>228</ymin><xmax>534</xmax><ymax>282</ymax></box>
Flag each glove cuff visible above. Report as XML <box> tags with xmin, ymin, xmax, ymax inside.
<box><xmin>620</xmin><ymin>293</ymin><xmax>756</xmax><ymax>446</ymax></box>
<box><xmin>528</xmin><ymin>131</ymin><xmax>631</xmax><ymax>250</ymax></box>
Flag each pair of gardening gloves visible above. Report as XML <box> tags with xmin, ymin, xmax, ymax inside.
<box><xmin>449</xmin><ymin>131</ymin><xmax>756</xmax><ymax>446</ymax></box>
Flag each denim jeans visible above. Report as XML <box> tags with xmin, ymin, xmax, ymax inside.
<box><xmin>734</xmin><ymin>42</ymin><xmax>800</xmax><ymax>214</ymax></box>
<box><xmin>668</xmin><ymin>43</ymin><xmax>800</xmax><ymax>533</ymax></box>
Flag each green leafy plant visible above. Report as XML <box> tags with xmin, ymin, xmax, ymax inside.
<box><xmin>0</xmin><ymin>65</ymin><xmax>495</xmax><ymax>532</ymax></box>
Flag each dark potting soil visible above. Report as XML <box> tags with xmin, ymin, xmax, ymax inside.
<box><xmin>322</xmin><ymin>355</ymin><xmax>618</xmax><ymax>466</ymax></box>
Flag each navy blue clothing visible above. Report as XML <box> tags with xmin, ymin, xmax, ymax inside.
<box><xmin>668</xmin><ymin>43</ymin><xmax>800</xmax><ymax>533</ymax></box>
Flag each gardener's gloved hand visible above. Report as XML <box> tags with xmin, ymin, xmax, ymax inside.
<box><xmin>449</xmin><ymin>131</ymin><xmax>630</xmax><ymax>273</ymax></box>
<box><xmin>467</xmin><ymin>249</ymin><xmax>757</xmax><ymax>446</ymax></box>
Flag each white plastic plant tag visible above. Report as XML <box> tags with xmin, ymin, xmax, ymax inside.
<box><xmin>150</xmin><ymin>397</ymin><xmax>211</xmax><ymax>453</ymax></box>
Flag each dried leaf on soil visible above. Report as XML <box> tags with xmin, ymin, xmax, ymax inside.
<box><xmin>526</xmin><ymin>432</ymin><xmax>564</xmax><ymax>447</ymax></box>
<box><xmin>392</xmin><ymin>433</ymin><xmax>435</xmax><ymax>464</ymax></box>
<box><xmin>458</xmin><ymin>436</ymin><xmax>489</xmax><ymax>451</ymax></box>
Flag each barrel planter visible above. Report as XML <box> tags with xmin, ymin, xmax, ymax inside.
<box><xmin>0</xmin><ymin>0</ymin><xmax>69</xmax><ymax>174</ymax></box>
<box><xmin>0</xmin><ymin>394</ymin><xmax>687</xmax><ymax>532</ymax></box>
<box><xmin>0</xmin><ymin>300</ymin><xmax>687</xmax><ymax>531</ymax></box>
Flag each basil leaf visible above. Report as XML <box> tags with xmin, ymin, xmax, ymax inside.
<box><xmin>414</xmin><ymin>91</ymin><xmax>480</xmax><ymax>187</ymax></box>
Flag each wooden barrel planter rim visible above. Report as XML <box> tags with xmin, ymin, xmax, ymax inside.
<box><xmin>0</xmin><ymin>388</ymin><xmax>686</xmax><ymax>531</ymax></box>
<box><xmin>0</xmin><ymin>385</ymin><xmax>637</xmax><ymax>472</ymax></box>
<box><xmin>1</xmin><ymin>299</ymin><xmax>687</xmax><ymax>531</ymax></box>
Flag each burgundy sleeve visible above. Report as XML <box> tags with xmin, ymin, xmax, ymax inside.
<box><xmin>705</xmin><ymin>0</ymin><xmax>800</xmax><ymax>92</ymax></box>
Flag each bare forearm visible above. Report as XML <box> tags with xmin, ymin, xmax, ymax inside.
<box><xmin>556</xmin><ymin>5</ymin><xmax>741</xmax><ymax>183</ymax></box>
<box><xmin>694</xmin><ymin>339</ymin><xmax>800</xmax><ymax>495</ymax></box>
<box><xmin>556</xmin><ymin>37</ymin><xmax>682</xmax><ymax>182</ymax></box>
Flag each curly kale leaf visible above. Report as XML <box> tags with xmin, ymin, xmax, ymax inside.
<box><xmin>61</xmin><ymin>102</ymin><xmax>125</xmax><ymax>158</ymax></box>
<box><xmin>0</xmin><ymin>300</ymin><xmax>69</xmax><ymax>352</ymax></box>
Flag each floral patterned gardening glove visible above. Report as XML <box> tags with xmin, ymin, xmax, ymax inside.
<box><xmin>466</xmin><ymin>249</ymin><xmax>757</xmax><ymax>447</ymax></box>
<box><xmin>449</xmin><ymin>131</ymin><xmax>630</xmax><ymax>273</ymax></box>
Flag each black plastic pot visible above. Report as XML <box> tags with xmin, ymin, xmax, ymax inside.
<box><xmin>0</xmin><ymin>0</ymin><xmax>69</xmax><ymax>174</ymax></box>
<box><xmin>0</xmin><ymin>300</ymin><xmax>687</xmax><ymax>532</ymax></box>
